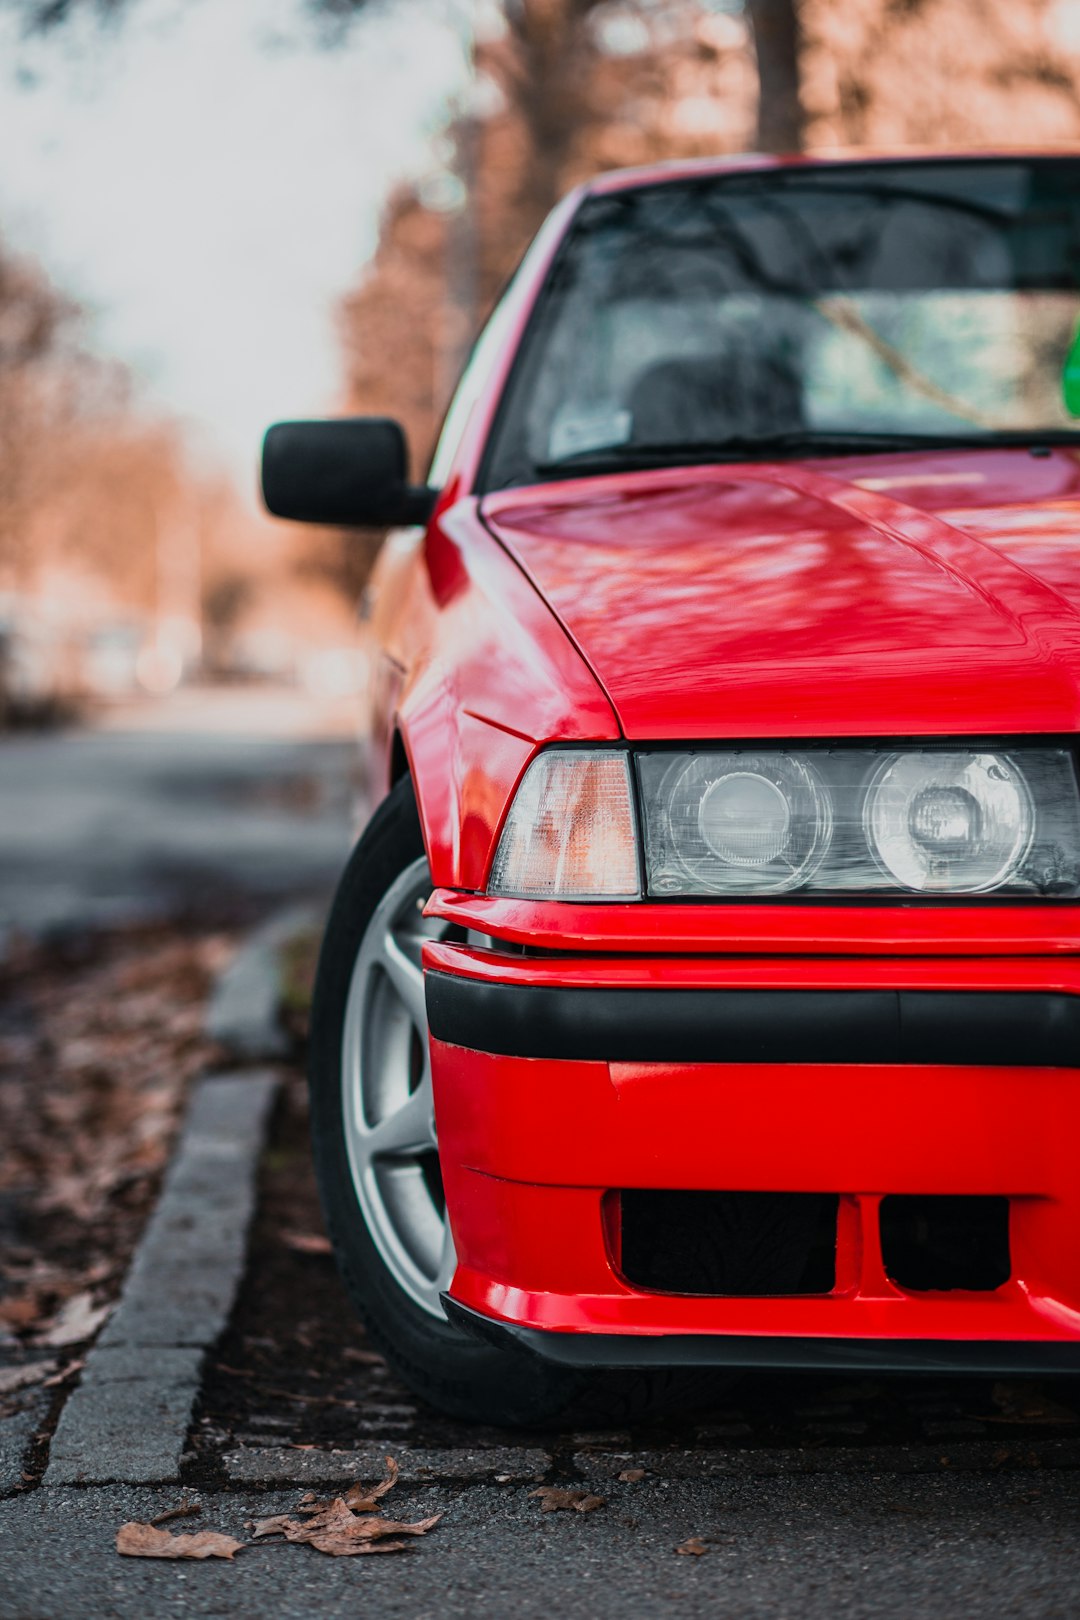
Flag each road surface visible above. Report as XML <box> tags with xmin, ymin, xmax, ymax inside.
<box><xmin>0</xmin><ymin>686</ymin><xmax>360</xmax><ymax>942</ymax></box>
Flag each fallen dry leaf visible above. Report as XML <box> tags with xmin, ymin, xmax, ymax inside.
<box><xmin>249</xmin><ymin>1458</ymin><xmax>439</xmax><ymax>1558</ymax></box>
<box><xmin>42</xmin><ymin>1358</ymin><xmax>84</xmax><ymax>1388</ymax></box>
<box><xmin>529</xmin><ymin>1487</ymin><xmax>606</xmax><ymax>1514</ymax></box>
<box><xmin>150</xmin><ymin>1501</ymin><xmax>202</xmax><ymax>1527</ymax></box>
<box><xmin>116</xmin><ymin>1522</ymin><xmax>243</xmax><ymax>1560</ymax></box>
<box><xmin>676</xmin><ymin>1536</ymin><xmax>709</xmax><ymax>1557</ymax></box>
<box><xmin>618</xmin><ymin>1468</ymin><xmax>646</xmax><ymax>1483</ymax></box>
<box><xmin>252</xmin><ymin>1501</ymin><xmax>440</xmax><ymax>1558</ymax></box>
<box><xmin>282</xmin><ymin>1232</ymin><xmax>333</xmax><ymax>1256</ymax></box>
<box><xmin>35</xmin><ymin>1292</ymin><xmax>111</xmax><ymax>1349</ymax></box>
<box><xmin>343</xmin><ymin>1455</ymin><xmax>399</xmax><ymax>1511</ymax></box>
<box><xmin>295</xmin><ymin>1455</ymin><xmax>400</xmax><ymax>1515</ymax></box>
<box><xmin>0</xmin><ymin>1297</ymin><xmax>44</xmax><ymax>1331</ymax></box>
<box><xmin>0</xmin><ymin>1362</ymin><xmax>57</xmax><ymax>1397</ymax></box>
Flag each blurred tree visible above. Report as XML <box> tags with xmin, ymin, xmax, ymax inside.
<box><xmin>0</xmin><ymin>239</ymin><xmax>82</xmax><ymax>581</ymax></box>
<box><xmin>496</xmin><ymin>0</ymin><xmax>609</xmax><ymax>221</ymax></box>
<box><xmin>0</xmin><ymin>234</ymin><xmax>264</xmax><ymax>707</ymax></box>
<box><xmin>745</xmin><ymin>0</ymin><xmax>803</xmax><ymax>150</ymax></box>
<box><xmin>801</xmin><ymin>0</ymin><xmax>1080</xmax><ymax>148</ymax></box>
<box><xmin>201</xmin><ymin>570</ymin><xmax>253</xmax><ymax>676</ymax></box>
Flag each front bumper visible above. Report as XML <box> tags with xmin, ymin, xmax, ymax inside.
<box><xmin>422</xmin><ymin>917</ymin><xmax>1080</xmax><ymax>1371</ymax></box>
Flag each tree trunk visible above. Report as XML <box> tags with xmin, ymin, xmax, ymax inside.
<box><xmin>500</xmin><ymin>0</ymin><xmax>605</xmax><ymax>225</ymax></box>
<box><xmin>746</xmin><ymin>0</ymin><xmax>805</xmax><ymax>153</ymax></box>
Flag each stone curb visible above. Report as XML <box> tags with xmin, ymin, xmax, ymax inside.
<box><xmin>224</xmin><ymin>1445</ymin><xmax>551</xmax><ymax>1486</ymax></box>
<box><xmin>205</xmin><ymin>903</ymin><xmax>320</xmax><ymax>1060</ymax></box>
<box><xmin>221</xmin><ymin>1436</ymin><xmax>1080</xmax><ymax>1489</ymax></box>
<box><xmin>45</xmin><ymin>1071</ymin><xmax>279</xmax><ymax>1486</ymax></box>
<box><xmin>571</xmin><ymin>1436</ymin><xmax>1080</xmax><ymax>1479</ymax></box>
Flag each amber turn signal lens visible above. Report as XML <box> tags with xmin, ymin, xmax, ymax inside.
<box><xmin>488</xmin><ymin>750</ymin><xmax>639</xmax><ymax>899</ymax></box>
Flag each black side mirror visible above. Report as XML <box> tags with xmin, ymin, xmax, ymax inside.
<box><xmin>261</xmin><ymin>417</ymin><xmax>438</xmax><ymax>527</ymax></box>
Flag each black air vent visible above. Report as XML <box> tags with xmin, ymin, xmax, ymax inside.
<box><xmin>617</xmin><ymin>1190</ymin><xmax>838</xmax><ymax>1297</ymax></box>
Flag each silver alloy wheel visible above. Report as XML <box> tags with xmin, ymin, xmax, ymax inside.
<box><xmin>340</xmin><ymin>854</ymin><xmax>455</xmax><ymax>1319</ymax></box>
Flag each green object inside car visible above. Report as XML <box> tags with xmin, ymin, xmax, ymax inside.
<box><xmin>1062</xmin><ymin>322</ymin><xmax>1080</xmax><ymax>416</ymax></box>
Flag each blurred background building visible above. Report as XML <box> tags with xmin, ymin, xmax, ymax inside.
<box><xmin>2</xmin><ymin>0</ymin><xmax>1080</xmax><ymax>726</ymax></box>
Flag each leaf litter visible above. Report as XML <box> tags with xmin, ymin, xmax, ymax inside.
<box><xmin>34</xmin><ymin>1290</ymin><xmax>111</xmax><ymax>1348</ymax></box>
<box><xmin>149</xmin><ymin>1500</ymin><xmax>202</xmax><ymax>1527</ymax></box>
<box><xmin>282</xmin><ymin>1231</ymin><xmax>333</xmax><ymax>1256</ymax></box>
<box><xmin>252</xmin><ymin>1457</ymin><xmax>440</xmax><ymax>1557</ymax></box>
<box><xmin>0</xmin><ymin>1362</ymin><xmax>56</xmax><ymax>1398</ymax></box>
<box><xmin>116</xmin><ymin>1456</ymin><xmax>441</xmax><ymax>1564</ymax></box>
<box><xmin>116</xmin><ymin>1524</ymin><xmax>243</xmax><ymax>1561</ymax></box>
<box><xmin>0</xmin><ymin>926</ymin><xmax>229</xmax><ymax>1350</ymax></box>
<box><xmin>529</xmin><ymin>1487</ymin><xmax>606</xmax><ymax>1514</ymax></box>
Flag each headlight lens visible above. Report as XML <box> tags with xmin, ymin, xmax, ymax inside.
<box><xmin>636</xmin><ymin>746</ymin><xmax>1080</xmax><ymax>898</ymax></box>
<box><xmin>489</xmin><ymin>749</ymin><xmax>639</xmax><ymax>899</ymax></box>
<box><xmin>866</xmin><ymin>752</ymin><xmax>1032</xmax><ymax>893</ymax></box>
<box><xmin>658</xmin><ymin>752</ymin><xmax>833</xmax><ymax>894</ymax></box>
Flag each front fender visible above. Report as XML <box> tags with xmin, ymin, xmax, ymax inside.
<box><xmin>396</xmin><ymin>497</ymin><xmax>619</xmax><ymax>890</ymax></box>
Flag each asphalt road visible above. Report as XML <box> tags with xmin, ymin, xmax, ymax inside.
<box><xmin>3</xmin><ymin>1473</ymin><xmax>1079</xmax><ymax>1620</ymax></box>
<box><xmin>0</xmin><ymin>687</ymin><xmax>360</xmax><ymax>942</ymax></box>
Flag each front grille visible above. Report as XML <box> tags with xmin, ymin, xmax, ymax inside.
<box><xmin>880</xmin><ymin>1195</ymin><xmax>1011</xmax><ymax>1291</ymax></box>
<box><xmin>616</xmin><ymin>1190</ymin><xmax>839</xmax><ymax>1297</ymax></box>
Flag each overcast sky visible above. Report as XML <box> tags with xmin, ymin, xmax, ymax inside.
<box><xmin>0</xmin><ymin>0</ymin><xmax>475</xmax><ymax>492</ymax></box>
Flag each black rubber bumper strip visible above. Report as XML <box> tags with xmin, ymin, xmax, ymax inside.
<box><xmin>425</xmin><ymin>973</ymin><xmax>1080</xmax><ymax>1066</ymax></box>
<box><xmin>442</xmin><ymin>1297</ymin><xmax>1080</xmax><ymax>1376</ymax></box>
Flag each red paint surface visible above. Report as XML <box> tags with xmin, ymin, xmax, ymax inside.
<box><xmin>482</xmin><ymin>452</ymin><xmax>1080</xmax><ymax>742</ymax></box>
<box><xmin>426</xmin><ymin>890</ymin><xmax>1080</xmax><ymax>956</ymax></box>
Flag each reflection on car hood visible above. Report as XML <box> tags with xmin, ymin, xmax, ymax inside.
<box><xmin>481</xmin><ymin>449</ymin><xmax>1080</xmax><ymax>740</ymax></box>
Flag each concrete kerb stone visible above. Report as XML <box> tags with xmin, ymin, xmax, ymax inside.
<box><xmin>45</xmin><ymin>1348</ymin><xmax>204</xmax><ymax>1487</ymax></box>
<box><xmin>205</xmin><ymin>902</ymin><xmax>320</xmax><ymax>1060</ymax></box>
<box><xmin>44</xmin><ymin>1070</ymin><xmax>280</xmax><ymax>1486</ymax></box>
<box><xmin>99</xmin><ymin>1072</ymin><xmax>279</xmax><ymax>1352</ymax></box>
<box><xmin>571</xmin><ymin>1437</ymin><xmax>1080</xmax><ymax>1479</ymax></box>
<box><xmin>224</xmin><ymin>1445</ymin><xmax>552</xmax><ymax>1487</ymax></box>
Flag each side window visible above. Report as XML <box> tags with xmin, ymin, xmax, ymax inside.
<box><xmin>427</xmin><ymin>286</ymin><xmax>518</xmax><ymax>488</ymax></box>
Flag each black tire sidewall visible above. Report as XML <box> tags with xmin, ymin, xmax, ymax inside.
<box><xmin>307</xmin><ymin>775</ymin><xmax>582</xmax><ymax>1425</ymax></box>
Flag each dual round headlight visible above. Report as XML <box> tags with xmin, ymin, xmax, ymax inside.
<box><xmin>653</xmin><ymin>750</ymin><xmax>1038</xmax><ymax>895</ymax></box>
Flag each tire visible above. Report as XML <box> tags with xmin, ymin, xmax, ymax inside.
<box><xmin>308</xmin><ymin>775</ymin><xmax>587</xmax><ymax>1425</ymax></box>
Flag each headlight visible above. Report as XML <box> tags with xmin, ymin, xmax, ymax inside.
<box><xmin>866</xmin><ymin>753</ymin><xmax>1032</xmax><ymax>893</ymax></box>
<box><xmin>489</xmin><ymin>749</ymin><xmax>639</xmax><ymax>899</ymax></box>
<box><xmin>636</xmin><ymin>746</ymin><xmax>1080</xmax><ymax>898</ymax></box>
<box><xmin>656</xmin><ymin>752</ymin><xmax>833</xmax><ymax>894</ymax></box>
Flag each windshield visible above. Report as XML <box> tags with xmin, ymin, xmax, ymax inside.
<box><xmin>480</xmin><ymin>158</ymin><xmax>1080</xmax><ymax>489</ymax></box>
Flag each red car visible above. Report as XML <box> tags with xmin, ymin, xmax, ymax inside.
<box><xmin>263</xmin><ymin>153</ymin><xmax>1080</xmax><ymax>1424</ymax></box>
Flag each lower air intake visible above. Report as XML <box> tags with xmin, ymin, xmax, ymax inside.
<box><xmin>880</xmin><ymin>1194</ymin><xmax>1011</xmax><ymax>1291</ymax></box>
<box><xmin>617</xmin><ymin>1190</ymin><xmax>838</xmax><ymax>1297</ymax></box>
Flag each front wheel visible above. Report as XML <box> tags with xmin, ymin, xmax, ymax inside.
<box><xmin>308</xmin><ymin>775</ymin><xmax>586</xmax><ymax>1424</ymax></box>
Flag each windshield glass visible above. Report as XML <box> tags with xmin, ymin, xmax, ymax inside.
<box><xmin>480</xmin><ymin>159</ymin><xmax>1080</xmax><ymax>489</ymax></box>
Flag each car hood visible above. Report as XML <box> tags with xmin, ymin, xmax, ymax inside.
<box><xmin>481</xmin><ymin>450</ymin><xmax>1080</xmax><ymax>740</ymax></box>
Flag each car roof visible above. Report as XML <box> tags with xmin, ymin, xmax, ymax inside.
<box><xmin>582</xmin><ymin>148</ymin><xmax>1080</xmax><ymax>198</ymax></box>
